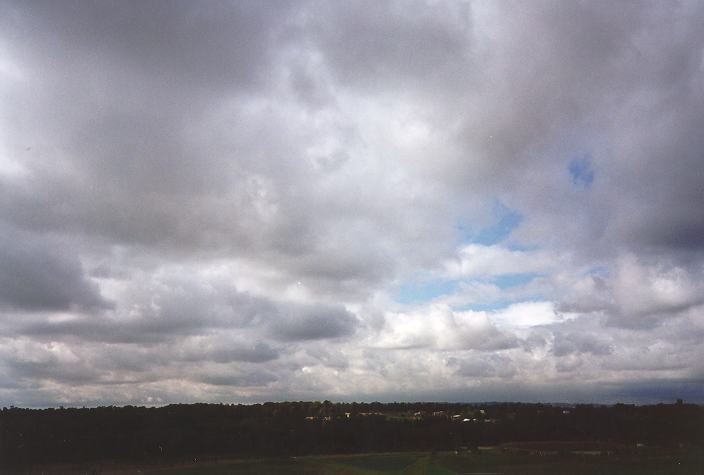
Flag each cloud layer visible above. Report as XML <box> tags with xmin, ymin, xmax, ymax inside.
<box><xmin>1</xmin><ymin>0</ymin><xmax>703</xmax><ymax>406</ymax></box>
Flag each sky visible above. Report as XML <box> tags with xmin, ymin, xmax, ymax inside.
<box><xmin>1</xmin><ymin>0</ymin><xmax>703</xmax><ymax>407</ymax></box>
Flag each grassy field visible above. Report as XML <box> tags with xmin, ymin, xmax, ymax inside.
<box><xmin>143</xmin><ymin>450</ymin><xmax>704</xmax><ymax>475</ymax></box>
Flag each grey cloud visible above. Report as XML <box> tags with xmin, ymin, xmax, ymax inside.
<box><xmin>552</xmin><ymin>332</ymin><xmax>613</xmax><ymax>357</ymax></box>
<box><xmin>197</xmin><ymin>371</ymin><xmax>278</xmax><ymax>388</ymax></box>
<box><xmin>206</xmin><ymin>343</ymin><xmax>280</xmax><ymax>364</ymax></box>
<box><xmin>520</xmin><ymin>331</ymin><xmax>550</xmax><ymax>353</ymax></box>
<box><xmin>436</xmin><ymin>1</ymin><xmax>704</xmax><ymax>264</ymax></box>
<box><xmin>89</xmin><ymin>262</ymin><xmax>129</xmax><ymax>280</ymax></box>
<box><xmin>600</xmin><ymin>378</ymin><xmax>704</xmax><ymax>404</ymax></box>
<box><xmin>19</xmin><ymin>275</ymin><xmax>358</xmax><ymax>346</ymax></box>
<box><xmin>451</xmin><ymin>358</ymin><xmax>494</xmax><ymax>378</ymax></box>
<box><xmin>180</xmin><ymin>341</ymin><xmax>280</xmax><ymax>364</ymax></box>
<box><xmin>3</xmin><ymin>0</ymin><xmax>295</xmax><ymax>92</ymax></box>
<box><xmin>269</xmin><ymin>304</ymin><xmax>359</xmax><ymax>342</ymax></box>
<box><xmin>601</xmin><ymin>346</ymin><xmax>689</xmax><ymax>373</ymax></box>
<box><xmin>1</xmin><ymin>0</ymin><xmax>702</xmax><ymax>271</ymax></box>
<box><xmin>1</xmin><ymin>0</ymin><xmax>703</xmax><ymax>405</ymax></box>
<box><xmin>0</xmin><ymin>225</ymin><xmax>111</xmax><ymax>312</ymax></box>
<box><xmin>463</xmin><ymin>330</ymin><xmax>518</xmax><ymax>352</ymax></box>
<box><xmin>553</xmin><ymin>255</ymin><xmax>704</xmax><ymax>329</ymax></box>
<box><xmin>1</xmin><ymin>0</ymin><xmax>297</xmax><ymax>246</ymax></box>
<box><xmin>304</xmin><ymin>347</ymin><xmax>350</xmax><ymax>370</ymax></box>
<box><xmin>448</xmin><ymin>354</ymin><xmax>516</xmax><ymax>379</ymax></box>
<box><xmin>4</xmin><ymin>351</ymin><xmax>101</xmax><ymax>386</ymax></box>
<box><xmin>89</xmin><ymin>345</ymin><xmax>170</xmax><ymax>375</ymax></box>
<box><xmin>0</xmin><ymin>0</ymin><xmax>466</xmax><ymax>306</ymax></box>
<box><xmin>21</xmin><ymin>318</ymin><xmax>181</xmax><ymax>345</ymax></box>
<box><xmin>556</xmin><ymin>275</ymin><xmax>614</xmax><ymax>315</ymax></box>
<box><xmin>332</xmin><ymin>374</ymin><xmax>704</xmax><ymax>405</ymax></box>
<box><xmin>309</xmin><ymin>0</ymin><xmax>471</xmax><ymax>91</ymax></box>
<box><xmin>608</xmin><ymin>106</ymin><xmax>704</xmax><ymax>254</ymax></box>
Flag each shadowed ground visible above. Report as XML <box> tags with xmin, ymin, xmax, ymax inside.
<box><xmin>140</xmin><ymin>450</ymin><xmax>703</xmax><ymax>475</ymax></box>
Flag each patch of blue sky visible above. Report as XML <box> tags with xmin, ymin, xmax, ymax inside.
<box><xmin>401</xmin><ymin>204</ymin><xmax>535</xmax><ymax>305</ymax></box>
<box><xmin>474</xmin><ymin>210</ymin><xmax>522</xmax><ymax>245</ymax></box>
<box><xmin>582</xmin><ymin>265</ymin><xmax>610</xmax><ymax>277</ymax></box>
<box><xmin>395</xmin><ymin>273</ymin><xmax>542</xmax><ymax>305</ymax></box>
<box><xmin>395</xmin><ymin>278</ymin><xmax>460</xmax><ymax>304</ymax></box>
<box><xmin>456</xmin><ymin>202</ymin><xmax>522</xmax><ymax>246</ymax></box>
<box><xmin>503</xmin><ymin>242</ymin><xmax>541</xmax><ymax>252</ymax></box>
<box><xmin>568</xmin><ymin>154</ymin><xmax>594</xmax><ymax>188</ymax></box>
<box><xmin>491</xmin><ymin>272</ymin><xmax>543</xmax><ymax>289</ymax></box>
<box><xmin>453</xmin><ymin>295</ymin><xmax>547</xmax><ymax>313</ymax></box>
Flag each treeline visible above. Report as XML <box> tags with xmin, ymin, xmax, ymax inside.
<box><xmin>1</xmin><ymin>401</ymin><xmax>702</xmax><ymax>469</ymax></box>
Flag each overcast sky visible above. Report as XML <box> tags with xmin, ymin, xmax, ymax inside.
<box><xmin>1</xmin><ymin>0</ymin><xmax>703</xmax><ymax>407</ymax></box>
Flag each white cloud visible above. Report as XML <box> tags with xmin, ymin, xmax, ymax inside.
<box><xmin>491</xmin><ymin>301</ymin><xmax>573</xmax><ymax>329</ymax></box>
<box><xmin>443</xmin><ymin>244</ymin><xmax>557</xmax><ymax>279</ymax></box>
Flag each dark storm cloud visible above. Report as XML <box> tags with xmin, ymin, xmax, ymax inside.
<box><xmin>600</xmin><ymin>377</ymin><xmax>704</xmax><ymax>404</ymax></box>
<box><xmin>335</xmin><ymin>376</ymin><xmax>704</xmax><ymax>405</ymax></box>
<box><xmin>308</xmin><ymin>0</ymin><xmax>472</xmax><ymax>91</ymax></box>
<box><xmin>2</xmin><ymin>0</ymin><xmax>294</xmax><ymax>91</ymax></box>
<box><xmin>197</xmin><ymin>372</ymin><xmax>278</xmax><ymax>387</ymax></box>
<box><xmin>7</xmin><ymin>357</ymin><xmax>101</xmax><ymax>385</ymax></box>
<box><xmin>269</xmin><ymin>304</ymin><xmax>359</xmax><ymax>342</ymax></box>
<box><xmin>0</xmin><ymin>225</ymin><xmax>110</xmax><ymax>312</ymax></box>
<box><xmin>607</xmin><ymin>102</ymin><xmax>704</xmax><ymax>253</ymax></box>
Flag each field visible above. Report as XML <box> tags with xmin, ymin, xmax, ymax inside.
<box><xmin>140</xmin><ymin>449</ymin><xmax>704</xmax><ymax>475</ymax></box>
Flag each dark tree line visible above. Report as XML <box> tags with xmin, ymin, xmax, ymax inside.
<box><xmin>1</xmin><ymin>401</ymin><xmax>702</xmax><ymax>469</ymax></box>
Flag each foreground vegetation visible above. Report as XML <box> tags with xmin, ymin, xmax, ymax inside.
<box><xmin>2</xmin><ymin>401</ymin><xmax>702</xmax><ymax>472</ymax></box>
<box><xmin>21</xmin><ymin>450</ymin><xmax>704</xmax><ymax>474</ymax></box>
<box><xmin>144</xmin><ymin>450</ymin><xmax>704</xmax><ymax>475</ymax></box>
